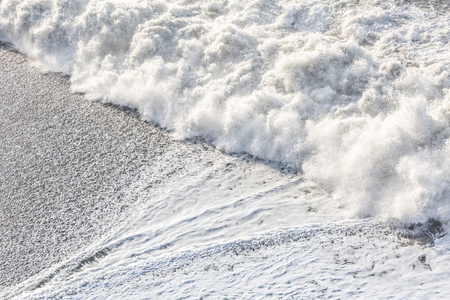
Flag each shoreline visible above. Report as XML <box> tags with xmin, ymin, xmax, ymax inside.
<box><xmin>1</xmin><ymin>41</ymin><xmax>450</xmax><ymax>299</ymax></box>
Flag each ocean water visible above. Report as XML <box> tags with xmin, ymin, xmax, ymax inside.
<box><xmin>1</xmin><ymin>0</ymin><xmax>450</xmax><ymax>298</ymax></box>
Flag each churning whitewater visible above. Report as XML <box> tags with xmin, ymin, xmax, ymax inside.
<box><xmin>1</xmin><ymin>0</ymin><xmax>449</xmax><ymax>222</ymax></box>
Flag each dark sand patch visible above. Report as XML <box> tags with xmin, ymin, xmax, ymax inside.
<box><xmin>0</xmin><ymin>42</ymin><xmax>173</xmax><ymax>288</ymax></box>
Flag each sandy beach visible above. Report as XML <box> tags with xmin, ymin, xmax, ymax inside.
<box><xmin>0</xmin><ymin>42</ymin><xmax>172</xmax><ymax>288</ymax></box>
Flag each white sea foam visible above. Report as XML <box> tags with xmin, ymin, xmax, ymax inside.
<box><xmin>1</xmin><ymin>0</ymin><xmax>449</xmax><ymax>222</ymax></box>
<box><xmin>9</xmin><ymin>220</ymin><xmax>450</xmax><ymax>299</ymax></box>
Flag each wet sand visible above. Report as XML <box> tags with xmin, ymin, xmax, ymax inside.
<box><xmin>0</xmin><ymin>42</ymin><xmax>172</xmax><ymax>288</ymax></box>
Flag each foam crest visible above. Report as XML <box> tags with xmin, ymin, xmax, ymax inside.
<box><xmin>1</xmin><ymin>0</ymin><xmax>449</xmax><ymax>222</ymax></box>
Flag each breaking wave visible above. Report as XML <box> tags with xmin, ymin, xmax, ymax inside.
<box><xmin>1</xmin><ymin>0</ymin><xmax>449</xmax><ymax>222</ymax></box>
